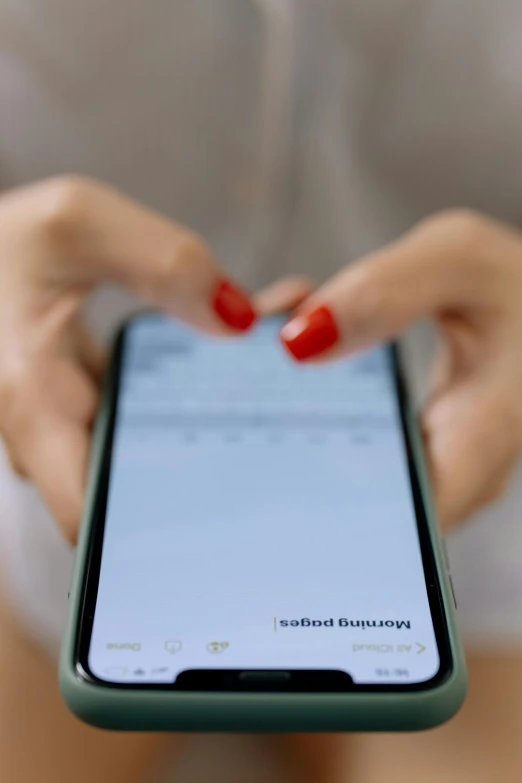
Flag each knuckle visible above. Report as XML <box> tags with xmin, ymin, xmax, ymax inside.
<box><xmin>155</xmin><ymin>232</ymin><xmax>212</xmax><ymax>289</ymax></box>
<box><xmin>172</xmin><ymin>233</ymin><xmax>211</xmax><ymax>270</ymax></box>
<box><xmin>420</xmin><ymin>208</ymin><xmax>488</xmax><ymax>258</ymax></box>
<box><xmin>32</xmin><ymin>175</ymin><xmax>97</xmax><ymax>245</ymax></box>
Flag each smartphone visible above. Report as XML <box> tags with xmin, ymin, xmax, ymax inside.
<box><xmin>60</xmin><ymin>312</ymin><xmax>466</xmax><ymax>732</ymax></box>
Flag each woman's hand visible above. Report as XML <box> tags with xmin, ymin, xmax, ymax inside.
<box><xmin>0</xmin><ymin>176</ymin><xmax>262</xmax><ymax>542</ymax></box>
<box><xmin>281</xmin><ymin>210</ymin><xmax>522</xmax><ymax>529</ymax></box>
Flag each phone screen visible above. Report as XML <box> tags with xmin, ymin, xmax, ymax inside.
<box><xmin>79</xmin><ymin>313</ymin><xmax>450</xmax><ymax>690</ymax></box>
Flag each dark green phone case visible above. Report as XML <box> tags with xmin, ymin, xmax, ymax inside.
<box><xmin>59</xmin><ymin>321</ymin><xmax>467</xmax><ymax>732</ymax></box>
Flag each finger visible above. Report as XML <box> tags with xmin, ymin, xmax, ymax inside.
<box><xmin>3</xmin><ymin>441</ymin><xmax>27</xmax><ymax>478</ymax></box>
<box><xmin>254</xmin><ymin>276</ymin><xmax>315</xmax><ymax>316</ymax></box>
<box><xmin>468</xmin><ymin>454</ymin><xmax>519</xmax><ymax>517</ymax></box>
<box><xmin>5</xmin><ymin>406</ymin><xmax>88</xmax><ymax>543</ymax></box>
<box><xmin>424</xmin><ymin>315</ymin><xmax>480</xmax><ymax>407</ymax></box>
<box><xmin>57</xmin><ymin>314</ymin><xmax>108</xmax><ymax>383</ymax></box>
<box><xmin>26</xmin><ymin>415</ymin><xmax>88</xmax><ymax>543</ymax></box>
<box><xmin>423</xmin><ymin>375</ymin><xmax>522</xmax><ymax>531</ymax></box>
<box><xmin>1</xmin><ymin>355</ymin><xmax>98</xmax><ymax>434</ymax></box>
<box><xmin>31</xmin><ymin>177</ymin><xmax>257</xmax><ymax>334</ymax></box>
<box><xmin>425</xmin><ymin>340</ymin><xmax>454</xmax><ymax>403</ymax></box>
<box><xmin>73</xmin><ymin>323</ymin><xmax>108</xmax><ymax>382</ymax></box>
<box><xmin>280</xmin><ymin>211</ymin><xmax>514</xmax><ymax>361</ymax></box>
<box><xmin>0</xmin><ymin>359</ymin><xmax>98</xmax><ymax>541</ymax></box>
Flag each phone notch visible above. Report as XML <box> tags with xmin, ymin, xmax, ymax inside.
<box><xmin>238</xmin><ymin>671</ymin><xmax>291</xmax><ymax>684</ymax></box>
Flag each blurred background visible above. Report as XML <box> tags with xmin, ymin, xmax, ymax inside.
<box><xmin>0</xmin><ymin>1</ymin><xmax>521</xmax><ymax>781</ymax></box>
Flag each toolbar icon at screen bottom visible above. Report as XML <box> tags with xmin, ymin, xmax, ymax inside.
<box><xmin>165</xmin><ymin>640</ymin><xmax>183</xmax><ymax>654</ymax></box>
<box><xmin>207</xmin><ymin>641</ymin><xmax>229</xmax><ymax>654</ymax></box>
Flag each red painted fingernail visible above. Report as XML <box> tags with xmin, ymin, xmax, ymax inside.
<box><xmin>212</xmin><ymin>280</ymin><xmax>257</xmax><ymax>331</ymax></box>
<box><xmin>280</xmin><ymin>305</ymin><xmax>339</xmax><ymax>361</ymax></box>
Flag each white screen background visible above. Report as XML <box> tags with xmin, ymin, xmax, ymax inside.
<box><xmin>88</xmin><ymin>315</ymin><xmax>440</xmax><ymax>685</ymax></box>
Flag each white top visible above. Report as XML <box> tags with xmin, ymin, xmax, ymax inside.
<box><xmin>0</xmin><ymin>0</ymin><xmax>522</xmax><ymax>661</ymax></box>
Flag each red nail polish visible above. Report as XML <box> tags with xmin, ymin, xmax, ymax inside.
<box><xmin>213</xmin><ymin>280</ymin><xmax>257</xmax><ymax>331</ymax></box>
<box><xmin>280</xmin><ymin>305</ymin><xmax>339</xmax><ymax>361</ymax></box>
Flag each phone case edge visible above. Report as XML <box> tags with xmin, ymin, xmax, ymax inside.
<box><xmin>59</xmin><ymin>323</ymin><xmax>467</xmax><ymax>732</ymax></box>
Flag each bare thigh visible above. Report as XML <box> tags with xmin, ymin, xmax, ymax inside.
<box><xmin>0</xmin><ymin>592</ymin><xmax>178</xmax><ymax>783</ymax></box>
<box><xmin>278</xmin><ymin>654</ymin><xmax>522</xmax><ymax>783</ymax></box>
